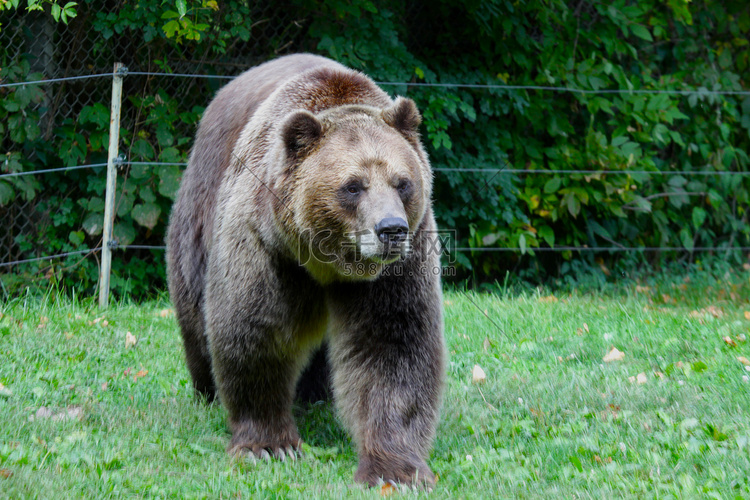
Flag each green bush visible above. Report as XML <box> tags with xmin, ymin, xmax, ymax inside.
<box><xmin>1</xmin><ymin>0</ymin><xmax>749</xmax><ymax>297</ymax></box>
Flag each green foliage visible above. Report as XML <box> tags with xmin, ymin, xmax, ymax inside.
<box><xmin>300</xmin><ymin>0</ymin><xmax>750</xmax><ymax>282</ymax></box>
<box><xmin>2</xmin><ymin>0</ymin><xmax>750</xmax><ymax>297</ymax></box>
<box><xmin>0</xmin><ymin>0</ymin><xmax>77</xmax><ymax>29</ymax></box>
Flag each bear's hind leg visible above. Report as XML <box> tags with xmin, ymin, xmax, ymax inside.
<box><xmin>180</xmin><ymin>322</ymin><xmax>217</xmax><ymax>402</ymax></box>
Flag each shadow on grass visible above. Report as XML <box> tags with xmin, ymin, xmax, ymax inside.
<box><xmin>294</xmin><ymin>400</ymin><xmax>349</xmax><ymax>449</ymax></box>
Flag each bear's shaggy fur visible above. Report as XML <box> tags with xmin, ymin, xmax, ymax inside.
<box><xmin>166</xmin><ymin>54</ymin><xmax>445</xmax><ymax>486</ymax></box>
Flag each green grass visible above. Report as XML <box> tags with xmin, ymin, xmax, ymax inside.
<box><xmin>1</xmin><ymin>270</ymin><xmax>750</xmax><ymax>498</ymax></box>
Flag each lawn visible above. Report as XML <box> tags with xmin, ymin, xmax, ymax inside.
<box><xmin>1</xmin><ymin>271</ymin><xmax>749</xmax><ymax>498</ymax></box>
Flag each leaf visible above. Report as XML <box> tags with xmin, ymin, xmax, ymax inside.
<box><xmin>176</xmin><ymin>0</ymin><xmax>187</xmax><ymax>17</ymax></box>
<box><xmin>630</xmin><ymin>24</ymin><xmax>653</xmax><ymax>41</ymax></box>
<box><xmin>692</xmin><ymin>361</ymin><xmax>708</xmax><ymax>372</ymax></box>
<box><xmin>738</xmin><ymin>356</ymin><xmax>750</xmax><ymax>366</ymax></box>
<box><xmin>380</xmin><ymin>482</ymin><xmax>396</xmax><ymax>497</ymax></box>
<box><xmin>113</xmin><ymin>221</ymin><xmax>136</xmax><ymax>246</ymax></box>
<box><xmin>68</xmin><ymin>231</ymin><xmax>85</xmax><ymax>246</ymax></box>
<box><xmin>564</xmin><ymin>192</ymin><xmax>580</xmax><ymax>217</ymax></box>
<box><xmin>538</xmin><ymin>225</ymin><xmax>555</xmax><ymax>247</ymax></box>
<box><xmin>50</xmin><ymin>2</ymin><xmax>62</xmax><ymax>21</ymax></box>
<box><xmin>0</xmin><ymin>383</ymin><xmax>12</xmax><ymax>398</ymax></box>
<box><xmin>603</xmin><ymin>347</ymin><xmax>625</xmax><ymax>362</ymax></box>
<box><xmin>691</xmin><ymin>207</ymin><xmax>707</xmax><ymax>228</ymax></box>
<box><xmin>82</xmin><ymin>212</ymin><xmax>103</xmax><ymax>236</ymax></box>
<box><xmin>157</xmin><ymin>165</ymin><xmax>182</xmax><ymax>199</ymax></box>
<box><xmin>568</xmin><ymin>455</ymin><xmax>583</xmax><ymax>472</ymax></box>
<box><xmin>158</xmin><ymin>308</ymin><xmax>174</xmax><ymax>318</ymax></box>
<box><xmin>131</xmin><ymin>139</ymin><xmax>155</xmax><ymax>160</ymax></box>
<box><xmin>679</xmin><ymin>228</ymin><xmax>693</xmax><ymax>251</ymax></box>
<box><xmin>132</xmin><ymin>202</ymin><xmax>161</xmax><ymax>229</ymax></box>
<box><xmin>472</xmin><ymin>364</ymin><xmax>486</xmax><ymax>384</ymax></box>
<box><xmin>155</xmin><ymin>127</ymin><xmax>173</xmax><ymax>147</ymax></box>
<box><xmin>628</xmin><ymin>372</ymin><xmax>647</xmax><ymax>384</ymax></box>
<box><xmin>125</xmin><ymin>331</ymin><xmax>137</xmax><ymax>348</ymax></box>
<box><xmin>544</xmin><ymin>176</ymin><xmax>562</xmax><ymax>194</ymax></box>
<box><xmin>722</xmin><ymin>336</ymin><xmax>737</xmax><ymax>348</ymax></box>
<box><xmin>0</xmin><ymin>181</ymin><xmax>14</xmax><ymax>206</ymax></box>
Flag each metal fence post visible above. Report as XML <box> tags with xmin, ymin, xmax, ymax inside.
<box><xmin>99</xmin><ymin>62</ymin><xmax>126</xmax><ymax>308</ymax></box>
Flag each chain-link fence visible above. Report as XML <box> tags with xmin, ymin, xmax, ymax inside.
<box><xmin>0</xmin><ymin>2</ymin><xmax>308</xmax><ymax>271</ymax></box>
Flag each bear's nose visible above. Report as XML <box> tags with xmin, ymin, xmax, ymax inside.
<box><xmin>375</xmin><ymin>217</ymin><xmax>409</xmax><ymax>244</ymax></box>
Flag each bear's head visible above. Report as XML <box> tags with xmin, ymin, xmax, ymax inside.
<box><xmin>273</xmin><ymin>97</ymin><xmax>432</xmax><ymax>283</ymax></box>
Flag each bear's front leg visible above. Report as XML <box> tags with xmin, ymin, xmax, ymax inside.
<box><xmin>203</xmin><ymin>240</ymin><xmax>314</xmax><ymax>461</ymax></box>
<box><xmin>221</xmin><ymin>352</ymin><xmax>303</xmax><ymax>460</ymax></box>
<box><xmin>327</xmin><ymin>250</ymin><xmax>446</xmax><ymax>487</ymax></box>
<box><xmin>206</xmin><ymin>309</ymin><xmax>305</xmax><ymax>459</ymax></box>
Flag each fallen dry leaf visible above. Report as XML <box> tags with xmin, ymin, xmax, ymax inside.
<box><xmin>472</xmin><ymin>364</ymin><xmax>487</xmax><ymax>384</ymax></box>
<box><xmin>628</xmin><ymin>372</ymin><xmax>647</xmax><ymax>385</ymax></box>
<box><xmin>0</xmin><ymin>383</ymin><xmax>11</xmax><ymax>398</ymax></box>
<box><xmin>689</xmin><ymin>306</ymin><xmax>723</xmax><ymax>320</ymax></box>
<box><xmin>635</xmin><ymin>285</ymin><xmax>650</xmax><ymax>293</ymax></box>
<box><xmin>583</xmin><ymin>323</ymin><xmax>590</xmax><ymax>333</ymax></box>
<box><xmin>706</xmin><ymin>306</ymin><xmax>723</xmax><ymax>318</ymax></box>
<box><xmin>744</xmin><ymin>311</ymin><xmax>750</xmax><ymax>321</ymax></box>
<box><xmin>483</xmin><ymin>337</ymin><xmax>491</xmax><ymax>352</ymax></box>
<box><xmin>538</xmin><ymin>295</ymin><xmax>558</xmax><ymax>303</ymax></box>
<box><xmin>0</xmin><ymin>468</ymin><xmax>12</xmax><ymax>479</ymax></box>
<box><xmin>158</xmin><ymin>309</ymin><xmax>174</xmax><ymax>318</ymax></box>
<box><xmin>30</xmin><ymin>406</ymin><xmax>83</xmax><ymax>422</ymax></box>
<box><xmin>380</xmin><ymin>482</ymin><xmax>396</xmax><ymax>497</ymax></box>
<box><xmin>738</xmin><ymin>356</ymin><xmax>750</xmax><ymax>366</ymax></box>
<box><xmin>603</xmin><ymin>347</ymin><xmax>625</xmax><ymax>362</ymax></box>
<box><xmin>723</xmin><ymin>336</ymin><xmax>738</xmax><ymax>348</ymax></box>
<box><xmin>125</xmin><ymin>331</ymin><xmax>137</xmax><ymax>348</ymax></box>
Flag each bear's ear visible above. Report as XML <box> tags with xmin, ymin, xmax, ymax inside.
<box><xmin>281</xmin><ymin>110</ymin><xmax>323</xmax><ymax>160</ymax></box>
<box><xmin>382</xmin><ymin>97</ymin><xmax>422</xmax><ymax>139</ymax></box>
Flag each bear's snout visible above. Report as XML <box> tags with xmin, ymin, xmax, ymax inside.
<box><xmin>375</xmin><ymin>217</ymin><xmax>409</xmax><ymax>244</ymax></box>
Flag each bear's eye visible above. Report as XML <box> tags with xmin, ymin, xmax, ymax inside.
<box><xmin>346</xmin><ymin>183</ymin><xmax>362</xmax><ymax>195</ymax></box>
<box><xmin>397</xmin><ymin>179</ymin><xmax>411</xmax><ymax>194</ymax></box>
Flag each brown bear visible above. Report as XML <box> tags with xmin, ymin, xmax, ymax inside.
<box><xmin>166</xmin><ymin>53</ymin><xmax>445</xmax><ymax>487</ymax></box>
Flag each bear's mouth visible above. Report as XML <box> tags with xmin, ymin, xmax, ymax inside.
<box><xmin>378</xmin><ymin>243</ymin><xmax>408</xmax><ymax>263</ymax></box>
<box><xmin>354</xmin><ymin>229</ymin><xmax>411</xmax><ymax>263</ymax></box>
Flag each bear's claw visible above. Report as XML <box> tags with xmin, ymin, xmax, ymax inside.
<box><xmin>230</xmin><ymin>439</ymin><xmax>302</xmax><ymax>463</ymax></box>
